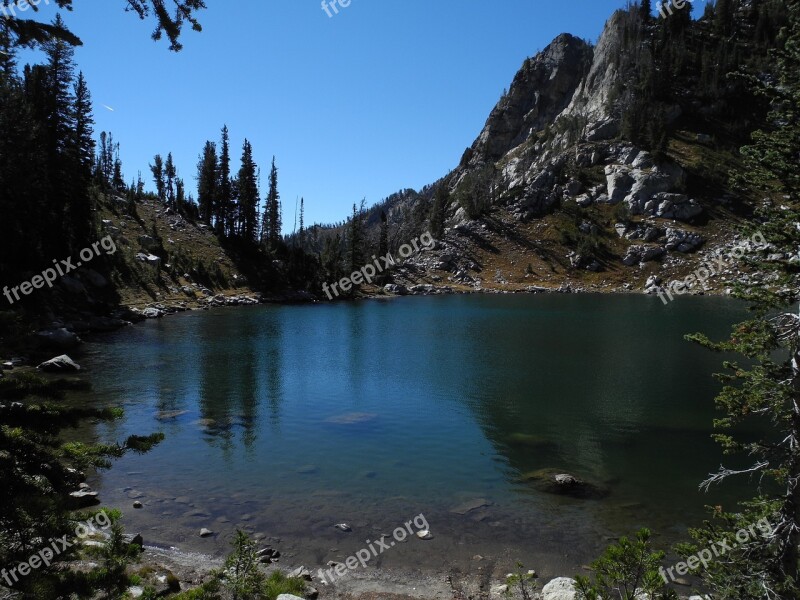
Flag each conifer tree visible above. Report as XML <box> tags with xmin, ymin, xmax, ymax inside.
<box><xmin>263</xmin><ymin>157</ymin><xmax>281</xmax><ymax>248</ymax></box>
<box><xmin>298</xmin><ymin>197</ymin><xmax>306</xmax><ymax>247</ymax></box>
<box><xmin>69</xmin><ymin>71</ymin><xmax>94</xmax><ymax>245</ymax></box>
<box><xmin>639</xmin><ymin>0</ymin><xmax>652</xmax><ymax>22</ymax></box>
<box><xmin>237</xmin><ymin>139</ymin><xmax>259</xmax><ymax>243</ymax></box>
<box><xmin>150</xmin><ymin>153</ymin><xmax>166</xmax><ymax>202</ymax></box>
<box><xmin>218</xmin><ymin>125</ymin><xmax>232</xmax><ymax>236</ymax></box>
<box><xmin>197</xmin><ymin>141</ymin><xmax>218</xmax><ymax>225</ymax></box>
<box><xmin>682</xmin><ymin>2</ymin><xmax>800</xmax><ymax>596</ymax></box>
<box><xmin>165</xmin><ymin>151</ymin><xmax>176</xmax><ymax>209</ymax></box>
<box><xmin>71</xmin><ymin>72</ymin><xmax>93</xmax><ymax>182</ymax></box>
<box><xmin>430</xmin><ymin>185</ymin><xmax>448</xmax><ymax>238</ymax></box>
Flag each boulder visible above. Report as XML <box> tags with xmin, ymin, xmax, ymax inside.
<box><xmin>142</xmin><ymin>307</ymin><xmax>164</xmax><ymax>319</ymax></box>
<box><xmin>135</xmin><ymin>253</ymin><xmax>162</xmax><ymax>269</ymax></box>
<box><xmin>623</xmin><ymin>162</ymin><xmax>686</xmax><ymax>214</ymax></box>
<box><xmin>542</xmin><ymin>577</ymin><xmax>577</xmax><ymax>600</ymax></box>
<box><xmin>68</xmin><ymin>489</ymin><xmax>99</xmax><ymax>508</ymax></box>
<box><xmin>37</xmin><ymin>354</ymin><xmax>81</xmax><ymax>372</ymax></box>
<box><xmin>519</xmin><ymin>468</ymin><xmax>609</xmax><ymax>499</ymax></box>
<box><xmin>665</xmin><ymin>228</ymin><xmax>704</xmax><ymax>253</ymax></box>
<box><xmin>586</xmin><ymin>118</ymin><xmax>619</xmax><ymax>141</ymax></box>
<box><xmin>605</xmin><ymin>167</ymin><xmax>634</xmax><ymax>204</ymax></box>
<box><xmin>383</xmin><ymin>284</ymin><xmax>407</xmax><ymax>295</ymax></box>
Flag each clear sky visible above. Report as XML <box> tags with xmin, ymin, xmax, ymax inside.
<box><xmin>22</xmin><ymin>0</ymin><xmax>628</xmax><ymax>230</ymax></box>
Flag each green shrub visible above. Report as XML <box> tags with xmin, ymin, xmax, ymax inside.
<box><xmin>575</xmin><ymin>529</ymin><xmax>678</xmax><ymax>600</ymax></box>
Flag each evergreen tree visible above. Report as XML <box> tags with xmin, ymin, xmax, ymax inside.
<box><xmin>3</xmin><ymin>0</ymin><xmax>206</xmax><ymax>51</ymax></box>
<box><xmin>379</xmin><ymin>210</ymin><xmax>389</xmax><ymax>258</ymax></box>
<box><xmin>165</xmin><ymin>151</ymin><xmax>176</xmax><ymax>209</ymax></box>
<box><xmin>41</xmin><ymin>14</ymin><xmax>77</xmax><ymax>256</ymax></box>
<box><xmin>175</xmin><ymin>177</ymin><xmax>186</xmax><ymax>213</ymax></box>
<box><xmin>639</xmin><ymin>0</ymin><xmax>652</xmax><ymax>22</ymax></box>
<box><xmin>150</xmin><ymin>153</ymin><xmax>166</xmax><ymax>202</ymax></box>
<box><xmin>69</xmin><ymin>71</ymin><xmax>95</xmax><ymax>245</ymax></box>
<box><xmin>95</xmin><ymin>131</ymin><xmax>116</xmax><ymax>188</ymax></box>
<box><xmin>298</xmin><ymin>197</ymin><xmax>306</xmax><ymax>247</ymax></box>
<box><xmin>262</xmin><ymin>157</ymin><xmax>281</xmax><ymax>248</ymax></box>
<box><xmin>218</xmin><ymin>125</ymin><xmax>232</xmax><ymax>236</ymax></box>
<box><xmin>430</xmin><ymin>185</ymin><xmax>448</xmax><ymax>238</ymax></box>
<box><xmin>197</xmin><ymin>141</ymin><xmax>218</xmax><ymax>226</ymax></box>
<box><xmin>348</xmin><ymin>200</ymin><xmax>366</xmax><ymax>275</ymax></box>
<box><xmin>113</xmin><ymin>150</ymin><xmax>125</xmax><ymax>192</ymax></box>
<box><xmin>715</xmin><ymin>0</ymin><xmax>734</xmax><ymax>36</ymax></box>
<box><xmin>237</xmin><ymin>139</ymin><xmax>259</xmax><ymax>243</ymax></box>
<box><xmin>682</xmin><ymin>3</ymin><xmax>800</xmax><ymax>597</ymax></box>
<box><xmin>71</xmin><ymin>72</ymin><xmax>94</xmax><ymax>183</ymax></box>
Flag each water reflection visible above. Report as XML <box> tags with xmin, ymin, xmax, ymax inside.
<box><xmin>78</xmin><ymin>295</ymin><xmax>752</xmax><ymax>565</ymax></box>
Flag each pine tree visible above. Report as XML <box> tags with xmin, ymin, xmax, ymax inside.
<box><xmin>95</xmin><ymin>131</ymin><xmax>116</xmax><ymax>188</ymax></box>
<box><xmin>113</xmin><ymin>151</ymin><xmax>124</xmax><ymax>192</ymax></box>
<box><xmin>3</xmin><ymin>0</ymin><xmax>205</xmax><ymax>51</ymax></box>
<box><xmin>682</xmin><ymin>3</ymin><xmax>800</xmax><ymax>597</ymax></box>
<box><xmin>150</xmin><ymin>153</ymin><xmax>166</xmax><ymax>202</ymax></box>
<box><xmin>379</xmin><ymin>210</ymin><xmax>389</xmax><ymax>258</ymax></box>
<box><xmin>263</xmin><ymin>156</ymin><xmax>281</xmax><ymax>248</ymax></box>
<box><xmin>41</xmin><ymin>14</ymin><xmax>77</xmax><ymax>256</ymax></box>
<box><xmin>218</xmin><ymin>125</ymin><xmax>232</xmax><ymax>236</ymax></box>
<box><xmin>175</xmin><ymin>177</ymin><xmax>185</xmax><ymax>213</ymax></box>
<box><xmin>715</xmin><ymin>0</ymin><xmax>734</xmax><ymax>36</ymax></box>
<box><xmin>165</xmin><ymin>151</ymin><xmax>176</xmax><ymax>209</ymax></box>
<box><xmin>430</xmin><ymin>185</ymin><xmax>448</xmax><ymax>238</ymax></box>
<box><xmin>237</xmin><ymin>139</ymin><xmax>259</xmax><ymax>243</ymax></box>
<box><xmin>298</xmin><ymin>197</ymin><xmax>306</xmax><ymax>247</ymax></box>
<box><xmin>197</xmin><ymin>141</ymin><xmax>218</xmax><ymax>226</ymax></box>
<box><xmin>639</xmin><ymin>0</ymin><xmax>652</xmax><ymax>22</ymax></box>
<box><xmin>72</xmin><ymin>72</ymin><xmax>94</xmax><ymax>182</ymax></box>
<box><xmin>348</xmin><ymin>200</ymin><xmax>366</xmax><ymax>275</ymax></box>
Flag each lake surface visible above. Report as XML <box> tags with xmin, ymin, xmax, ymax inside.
<box><xmin>73</xmin><ymin>294</ymin><xmax>753</xmax><ymax>579</ymax></box>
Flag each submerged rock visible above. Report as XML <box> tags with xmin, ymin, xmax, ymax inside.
<box><xmin>450</xmin><ymin>498</ymin><xmax>493</xmax><ymax>515</ymax></box>
<box><xmin>519</xmin><ymin>468</ymin><xmax>609</xmax><ymax>499</ymax></box>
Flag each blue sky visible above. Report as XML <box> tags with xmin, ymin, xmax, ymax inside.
<box><xmin>23</xmin><ymin>0</ymin><xmax>628</xmax><ymax>230</ymax></box>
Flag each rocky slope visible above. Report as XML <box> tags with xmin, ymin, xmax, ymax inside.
<box><xmin>365</xmin><ymin>9</ymin><xmax>798</xmax><ymax>300</ymax></box>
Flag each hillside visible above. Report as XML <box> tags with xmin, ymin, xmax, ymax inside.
<box><xmin>310</xmin><ymin>3</ymin><xmax>797</xmax><ymax>301</ymax></box>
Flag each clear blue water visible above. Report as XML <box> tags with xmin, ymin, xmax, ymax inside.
<box><xmin>72</xmin><ymin>294</ymin><xmax>752</xmax><ymax>577</ymax></box>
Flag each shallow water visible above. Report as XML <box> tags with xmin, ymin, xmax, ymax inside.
<box><xmin>72</xmin><ymin>293</ymin><xmax>753</xmax><ymax>578</ymax></box>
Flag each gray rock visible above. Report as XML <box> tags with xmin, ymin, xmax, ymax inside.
<box><xmin>383</xmin><ymin>284</ymin><xmax>408</xmax><ymax>295</ymax></box>
<box><xmin>288</xmin><ymin>567</ymin><xmax>312</xmax><ymax>581</ymax></box>
<box><xmin>542</xmin><ymin>577</ymin><xmax>577</xmax><ymax>600</ymax></box>
<box><xmin>37</xmin><ymin>354</ymin><xmax>81</xmax><ymax>372</ymax></box>
<box><xmin>665</xmin><ymin>228</ymin><xmax>704</xmax><ymax>253</ymax></box>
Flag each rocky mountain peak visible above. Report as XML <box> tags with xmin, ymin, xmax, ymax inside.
<box><xmin>464</xmin><ymin>33</ymin><xmax>592</xmax><ymax>166</ymax></box>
